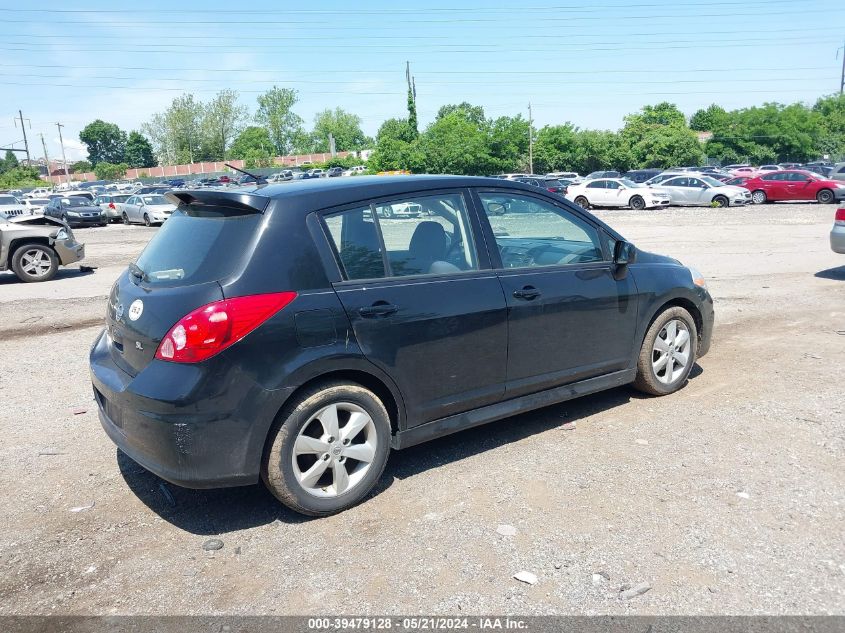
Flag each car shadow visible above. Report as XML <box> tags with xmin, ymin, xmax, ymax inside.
<box><xmin>117</xmin><ymin>366</ymin><xmax>705</xmax><ymax>534</ymax></box>
<box><xmin>0</xmin><ymin>266</ymin><xmax>95</xmax><ymax>285</ymax></box>
<box><xmin>814</xmin><ymin>265</ymin><xmax>845</xmax><ymax>281</ymax></box>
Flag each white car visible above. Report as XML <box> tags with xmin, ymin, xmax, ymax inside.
<box><xmin>546</xmin><ymin>171</ymin><xmax>582</xmax><ymax>183</ymax></box>
<box><xmin>656</xmin><ymin>174</ymin><xmax>752</xmax><ymax>207</ymax></box>
<box><xmin>565</xmin><ymin>178</ymin><xmax>671</xmax><ymax>210</ymax></box>
<box><xmin>24</xmin><ymin>187</ymin><xmax>53</xmax><ymax>198</ymax></box>
<box><xmin>120</xmin><ymin>194</ymin><xmax>176</xmax><ymax>226</ymax></box>
<box><xmin>343</xmin><ymin>165</ymin><xmax>367</xmax><ymax>177</ymax></box>
<box><xmin>0</xmin><ymin>194</ymin><xmax>28</xmax><ymax>217</ymax></box>
<box><xmin>23</xmin><ymin>198</ymin><xmax>50</xmax><ymax>215</ymax></box>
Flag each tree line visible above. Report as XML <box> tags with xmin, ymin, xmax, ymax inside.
<box><xmin>37</xmin><ymin>89</ymin><xmax>845</xmax><ymax>189</ymax></box>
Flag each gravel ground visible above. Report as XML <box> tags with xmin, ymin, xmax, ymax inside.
<box><xmin>0</xmin><ymin>202</ymin><xmax>843</xmax><ymax>615</ymax></box>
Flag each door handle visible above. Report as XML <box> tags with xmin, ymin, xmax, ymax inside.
<box><xmin>358</xmin><ymin>303</ymin><xmax>398</xmax><ymax>318</ymax></box>
<box><xmin>512</xmin><ymin>287</ymin><xmax>541</xmax><ymax>301</ymax></box>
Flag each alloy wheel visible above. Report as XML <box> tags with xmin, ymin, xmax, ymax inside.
<box><xmin>20</xmin><ymin>249</ymin><xmax>52</xmax><ymax>278</ymax></box>
<box><xmin>651</xmin><ymin>319</ymin><xmax>691</xmax><ymax>385</ymax></box>
<box><xmin>292</xmin><ymin>402</ymin><xmax>378</xmax><ymax>498</ymax></box>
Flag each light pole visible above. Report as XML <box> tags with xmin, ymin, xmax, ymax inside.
<box><xmin>56</xmin><ymin>122</ymin><xmax>70</xmax><ymax>183</ymax></box>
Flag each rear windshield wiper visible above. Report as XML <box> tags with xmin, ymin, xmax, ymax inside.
<box><xmin>128</xmin><ymin>261</ymin><xmax>148</xmax><ymax>283</ymax></box>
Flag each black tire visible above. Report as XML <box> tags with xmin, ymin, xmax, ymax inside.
<box><xmin>262</xmin><ymin>381</ymin><xmax>392</xmax><ymax>516</ymax></box>
<box><xmin>10</xmin><ymin>243</ymin><xmax>59</xmax><ymax>283</ymax></box>
<box><xmin>816</xmin><ymin>189</ymin><xmax>834</xmax><ymax>204</ymax></box>
<box><xmin>751</xmin><ymin>190</ymin><xmax>767</xmax><ymax>205</ymax></box>
<box><xmin>632</xmin><ymin>306</ymin><xmax>699</xmax><ymax>396</ymax></box>
<box><xmin>574</xmin><ymin>196</ymin><xmax>590</xmax><ymax>209</ymax></box>
<box><xmin>712</xmin><ymin>195</ymin><xmax>729</xmax><ymax>208</ymax></box>
<box><xmin>143</xmin><ymin>213</ymin><xmax>151</xmax><ymax>227</ymax></box>
<box><xmin>122</xmin><ymin>212</ymin><xmax>130</xmax><ymax>225</ymax></box>
<box><xmin>629</xmin><ymin>195</ymin><xmax>646</xmax><ymax>210</ymax></box>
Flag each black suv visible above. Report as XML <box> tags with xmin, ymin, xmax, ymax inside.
<box><xmin>90</xmin><ymin>176</ymin><xmax>713</xmax><ymax>516</ymax></box>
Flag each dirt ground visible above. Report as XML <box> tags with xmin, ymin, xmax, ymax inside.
<box><xmin>0</xmin><ymin>202</ymin><xmax>843</xmax><ymax>615</ymax></box>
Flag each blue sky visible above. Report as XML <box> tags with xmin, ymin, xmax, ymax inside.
<box><xmin>2</xmin><ymin>0</ymin><xmax>844</xmax><ymax>162</ymax></box>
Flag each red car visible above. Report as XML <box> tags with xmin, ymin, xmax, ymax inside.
<box><xmin>725</xmin><ymin>176</ymin><xmax>751</xmax><ymax>187</ymax></box>
<box><xmin>744</xmin><ymin>170</ymin><xmax>845</xmax><ymax>205</ymax></box>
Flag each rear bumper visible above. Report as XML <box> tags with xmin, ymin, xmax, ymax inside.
<box><xmin>67</xmin><ymin>216</ymin><xmax>106</xmax><ymax>227</ymax></box>
<box><xmin>89</xmin><ymin>329</ymin><xmax>282</xmax><ymax>489</ymax></box>
<box><xmin>831</xmin><ymin>223</ymin><xmax>845</xmax><ymax>254</ymax></box>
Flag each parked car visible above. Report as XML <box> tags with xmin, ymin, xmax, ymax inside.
<box><xmin>644</xmin><ymin>171</ymin><xmax>688</xmax><ymax>186</ymax></box>
<box><xmin>546</xmin><ymin>171</ymin><xmax>581</xmax><ymax>182</ymax></box>
<box><xmin>168</xmin><ymin>179</ymin><xmax>186</xmax><ymax>188</ymax></box>
<box><xmin>656</xmin><ymin>175</ymin><xmax>752</xmax><ymax>207</ymax></box>
<box><xmin>584</xmin><ymin>170</ymin><xmax>620</xmax><ymax>180</ymax></box>
<box><xmin>830</xmin><ymin>208</ymin><xmax>845</xmax><ymax>254</ymax></box>
<box><xmin>623</xmin><ymin>169</ymin><xmax>663</xmax><ymax>184</ymax></box>
<box><xmin>744</xmin><ymin>170</ymin><xmax>845</xmax><ymax>204</ymax></box>
<box><xmin>95</xmin><ymin>194</ymin><xmax>131</xmax><ymax>222</ymax></box>
<box><xmin>25</xmin><ymin>187</ymin><xmax>53</xmax><ymax>198</ymax></box>
<box><xmin>778</xmin><ymin>163</ymin><xmax>801</xmax><ymax>170</ymax></box>
<box><xmin>828</xmin><ymin>162</ymin><xmax>845</xmax><ymax>182</ymax></box>
<box><xmin>730</xmin><ymin>166</ymin><xmax>757</xmax><ymax>178</ymax></box>
<box><xmin>343</xmin><ymin>165</ymin><xmax>367</xmax><ymax>177</ymax></box>
<box><xmin>304</xmin><ymin>169</ymin><xmax>326</xmax><ymax>179</ymax></box>
<box><xmin>566</xmin><ymin>178</ymin><xmax>671</xmax><ymax>210</ymax></box>
<box><xmin>218</xmin><ymin>175</ymin><xmax>232</xmax><ymax>184</ymax></box>
<box><xmin>23</xmin><ymin>198</ymin><xmax>51</xmax><ymax>214</ymax></box>
<box><xmin>134</xmin><ymin>186</ymin><xmax>172</xmax><ymax>195</ymax></box>
<box><xmin>0</xmin><ymin>194</ymin><xmax>28</xmax><ymax>217</ymax></box>
<box><xmin>0</xmin><ymin>211</ymin><xmax>85</xmax><ymax>282</ymax></box>
<box><xmin>803</xmin><ymin>164</ymin><xmax>833</xmax><ymax>177</ymax></box>
<box><xmin>89</xmin><ymin>176</ymin><xmax>713</xmax><ymax>515</ymax></box>
<box><xmin>237</xmin><ymin>174</ymin><xmax>267</xmax><ymax>185</ymax></box>
<box><xmin>43</xmin><ymin>196</ymin><xmax>107</xmax><ymax>227</ymax></box>
<box><xmin>120</xmin><ymin>194</ymin><xmax>177</xmax><ymax>226</ymax></box>
<box><xmin>515</xmin><ymin>176</ymin><xmax>567</xmax><ymax>194</ymax></box>
<box><xmin>374</xmin><ymin>201</ymin><xmax>423</xmax><ymax>218</ymax></box>
<box><xmin>758</xmin><ymin>165</ymin><xmax>781</xmax><ymax>173</ymax></box>
<box><xmin>327</xmin><ymin>167</ymin><xmax>344</xmax><ymax>178</ymax></box>
<box><xmin>268</xmin><ymin>171</ymin><xmax>294</xmax><ymax>183</ymax></box>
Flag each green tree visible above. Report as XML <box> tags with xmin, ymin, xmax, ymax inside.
<box><xmin>690</xmin><ymin>104</ymin><xmax>729</xmax><ymax>132</ymax></box>
<box><xmin>534</xmin><ymin>124</ymin><xmax>581</xmax><ymax>174</ymax></box>
<box><xmin>242</xmin><ymin>148</ymin><xmax>273</xmax><ymax>169</ymax></box>
<box><xmin>0</xmin><ymin>149</ymin><xmax>20</xmax><ymax>174</ymax></box>
<box><xmin>621</xmin><ymin>103</ymin><xmax>700</xmax><ymax>169</ymax></box>
<box><xmin>813</xmin><ymin>94</ymin><xmax>845</xmax><ymax>160</ymax></box>
<box><xmin>230</xmin><ymin>126</ymin><xmax>273</xmax><ymax>160</ymax></box>
<box><xmin>0</xmin><ymin>166</ymin><xmax>42</xmax><ymax>188</ymax></box>
<box><xmin>418</xmin><ymin>111</ymin><xmax>496</xmax><ymax>175</ymax></box>
<box><xmin>376</xmin><ymin>118</ymin><xmax>416</xmax><ymax>144</ymax></box>
<box><xmin>436</xmin><ymin>102</ymin><xmax>487</xmax><ymax>127</ymax></box>
<box><xmin>70</xmin><ymin>160</ymin><xmax>92</xmax><ymax>173</ymax></box>
<box><xmin>368</xmin><ymin>118</ymin><xmax>422</xmax><ymax>172</ymax></box>
<box><xmin>143</xmin><ymin>94</ymin><xmax>205</xmax><ymax>164</ymax></box>
<box><xmin>124</xmin><ymin>132</ymin><xmax>156</xmax><ymax>168</ymax></box>
<box><xmin>255</xmin><ymin>86</ymin><xmax>305</xmax><ymax>155</ymax></box>
<box><xmin>488</xmin><ymin>115</ymin><xmax>530</xmax><ymax>172</ymax></box>
<box><xmin>94</xmin><ymin>162</ymin><xmax>129</xmax><ymax>180</ymax></box>
<box><xmin>79</xmin><ymin>120</ymin><xmax>127</xmax><ymax>166</ymax></box>
<box><xmin>309</xmin><ymin>107</ymin><xmax>369</xmax><ymax>153</ymax></box>
<box><xmin>202</xmin><ymin>89</ymin><xmax>247</xmax><ymax>160</ymax></box>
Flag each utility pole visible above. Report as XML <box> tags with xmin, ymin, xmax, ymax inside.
<box><xmin>528</xmin><ymin>102</ymin><xmax>534</xmax><ymax>175</ymax></box>
<box><xmin>15</xmin><ymin>110</ymin><xmax>31</xmax><ymax>163</ymax></box>
<box><xmin>39</xmin><ymin>133</ymin><xmax>50</xmax><ymax>181</ymax></box>
<box><xmin>56</xmin><ymin>122</ymin><xmax>70</xmax><ymax>183</ymax></box>
<box><xmin>840</xmin><ymin>38</ymin><xmax>845</xmax><ymax>94</ymax></box>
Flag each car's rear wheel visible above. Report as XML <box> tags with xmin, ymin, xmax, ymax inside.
<box><xmin>122</xmin><ymin>212</ymin><xmax>130</xmax><ymax>225</ymax></box>
<box><xmin>263</xmin><ymin>381</ymin><xmax>391</xmax><ymax>516</ymax></box>
<box><xmin>11</xmin><ymin>243</ymin><xmax>59</xmax><ymax>283</ymax></box>
<box><xmin>816</xmin><ymin>188</ymin><xmax>834</xmax><ymax>204</ymax></box>
<box><xmin>630</xmin><ymin>195</ymin><xmax>646</xmax><ymax>210</ymax></box>
<box><xmin>712</xmin><ymin>195</ymin><xmax>729</xmax><ymax>208</ymax></box>
<box><xmin>143</xmin><ymin>213</ymin><xmax>151</xmax><ymax>227</ymax></box>
<box><xmin>751</xmin><ymin>190</ymin><xmax>767</xmax><ymax>204</ymax></box>
<box><xmin>574</xmin><ymin>196</ymin><xmax>590</xmax><ymax>209</ymax></box>
<box><xmin>633</xmin><ymin>306</ymin><xmax>698</xmax><ymax>396</ymax></box>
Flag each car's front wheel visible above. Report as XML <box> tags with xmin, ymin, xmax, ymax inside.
<box><xmin>712</xmin><ymin>195</ymin><xmax>729</xmax><ymax>208</ymax></box>
<box><xmin>11</xmin><ymin>243</ymin><xmax>59</xmax><ymax>283</ymax></box>
<box><xmin>816</xmin><ymin>188</ymin><xmax>834</xmax><ymax>204</ymax></box>
<box><xmin>263</xmin><ymin>381</ymin><xmax>392</xmax><ymax>516</ymax></box>
<box><xmin>629</xmin><ymin>195</ymin><xmax>646</xmax><ymax>210</ymax></box>
<box><xmin>143</xmin><ymin>213</ymin><xmax>151</xmax><ymax>227</ymax></box>
<box><xmin>633</xmin><ymin>306</ymin><xmax>698</xmax><ymax>396</ymax></box>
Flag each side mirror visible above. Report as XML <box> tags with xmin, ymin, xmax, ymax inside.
<box><xmin>614</xmin><ymin>240</ymin><xmax>636</xmax><ymax>265</ymax></box>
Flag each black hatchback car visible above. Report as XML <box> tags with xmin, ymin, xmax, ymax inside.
<box><xmin>90</xmin><ymin>176</ymin><xmax>713</xmax><ymax>516</ymax></box>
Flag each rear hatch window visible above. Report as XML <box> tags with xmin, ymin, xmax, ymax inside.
<box><xmin>134</xmin><ymin>207</ymin><xmax>262</xmax><ymax>285</ymax></box>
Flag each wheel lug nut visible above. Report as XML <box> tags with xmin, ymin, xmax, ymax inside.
<box><xmin>342</xmin><ymin>439</ymin><xmax>349</xmax><ymax>445</ymax></box>
<box><xmin>327</xmin><ymin>436</ymin><xmax>335</xmax><ymax>443</ymax></box>
<box><xmin>322</xmin><ymin>454</ymin><xmax>330</xmax><ymax>461</ymax></box>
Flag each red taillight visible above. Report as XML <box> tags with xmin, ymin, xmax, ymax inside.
<box><xmin>836</xmin><ymin>208</ymin><xmax>845</xmax><ymax>222</ymax></box>
<box><xmin>155</xmin><ymin>292</ymin><xmax>297</xmax><ymax>363</ymax></box>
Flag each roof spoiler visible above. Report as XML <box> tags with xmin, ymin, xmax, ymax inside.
<box><xmin>165</xmin><ymin>189</ymin><xmax>271</xmax><ymax>213</ymax></box>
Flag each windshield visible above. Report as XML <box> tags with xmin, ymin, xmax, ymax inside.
<box><xmin>619</xmin><ymin>178</ymin><xmax>643</xmax><ymax>188</ymax></box>
<box><xmin>701</xmin><ymin>176</ymin><xmax>725</xmax><ymax>187</ymax></box>
<box><xmin>62</xmin><ymin>197</ymin><xmax>95</xmax><ymax>206</ymax></box>
<box><xmin>0</xmin><ymin>196</ymin><xmax>18</xmax><ymax>205</ymax></box>
<box><xmin>142</xmin><ymin>195</ymin><xmax>169</xmax><ymax>205</ymax></box>
<box><xmin>134</xmin><ymin>207</ymin><xmax>262</xmax><ymax>285</ymax></box>
<box><xmin>29</xmin><ymin>199</ymin><xmax>50</xmax><ymax>204</ymax></box>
